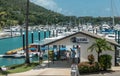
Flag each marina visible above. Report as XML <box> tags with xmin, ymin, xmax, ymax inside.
<box><xmin>1</xmin><ymin>0</ymin><xmax>120</xmax><ymax>75</ymax></box>
<box><xmin>0</xmin><ymin>54</ymin><xmax>25</xmax><ymax>58</ymax></box>
<box><xmin>1</xmin><ymin>25</ymin><xmax>120</xmax><ymax>67</ymax></box>
<box><xmin>0</xmin><ymin>31</ymin><xmax>50</xmax><ymax>66</ymax></box>
<box><xmin>0</xmin><ymin>27</ymin><xmax>78</xmax><ymax>66</ymax></box>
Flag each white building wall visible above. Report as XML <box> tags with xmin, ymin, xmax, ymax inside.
<box><xmin>48</xmin><ymin>33</ymin><xmax>115</xmax><ymax>66</ymax></box>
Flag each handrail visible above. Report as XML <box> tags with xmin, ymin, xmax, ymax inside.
<box><xmin>76</xmin><ymin>65</ymin><xmax>80</xmax><ymax>76</ymax></box>
<box><xmin>71</xmin><ymin>64</ymin><xmax>80</xmax><ymax>76</ymax></box>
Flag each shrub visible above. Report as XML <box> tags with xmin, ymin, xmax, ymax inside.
<box><xmin>48</xmin><ymin>51</ymin><xmax>54</xmax><ymax>60</ymax></box>
<box><xmin>99</xmin><ymin>54</ymin><xmax>112</xmax><ymax>71</ymax></box>
<box><xmin>78</xmin><ymin>62</ymin><xmax>100</xmax><ymax>74</ymax></box>
<box><xmin>88</xmin><ymin>54</ymin><xmax>95</xmax><ymax>64</ymax></box>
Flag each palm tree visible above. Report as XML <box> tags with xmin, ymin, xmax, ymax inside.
<box><xmin>25</xmin><ymin>0</ymin><xmax>30</xmax><ymax>64</ymax></box>
<box><xmin>88</xmin><ymin>38</ymin><xmax>113</xmax><ymax>62</ymax></box>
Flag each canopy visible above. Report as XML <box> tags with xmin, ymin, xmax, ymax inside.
<box><xmin>29</xmin><ymin>48</ymin><xmax>36</xmax><ymax>51</ymax></box>
<box><xmin>40</xmin><ymin>47</ymin><xmax>47</xmax><ymax>51</ymax></box>
<box><xmin>60</xmin><ymin>47</ymin><xmax>67</xmax><ymax>51</ymax></box>
<box><xmin>70</xmin><ymin>48</ymin><xmax>76</xmax><ymax>51</ymax></box>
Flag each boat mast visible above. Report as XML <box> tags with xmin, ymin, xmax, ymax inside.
<box><xmin>111</xmin><ymin>0</ymin><xmax>115</xmax><ymax>28</ymax></box>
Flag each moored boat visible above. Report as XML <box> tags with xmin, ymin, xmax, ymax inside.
<box><xmin>0</xmin><ymin>54</ymin><xmax>25</xmax><ymax>58</ymax></box>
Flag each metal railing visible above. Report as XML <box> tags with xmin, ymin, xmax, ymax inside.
<box><xmin>71</xmin><ymin>64</ymin><xmax>80</xmax><ymax>76</ymax></box>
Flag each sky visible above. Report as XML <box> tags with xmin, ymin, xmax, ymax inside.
<box><xmin>30</xmin><ymin>0</ymin><xmax>120</xmax><ymax>17</ymax></box>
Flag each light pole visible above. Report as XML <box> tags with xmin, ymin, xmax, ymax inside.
<box><xmin>25</xmin><ymin>0</ymin><xmax>30</xmax><ymax>64</ymax></box>
<box><xmin>38</xmin><ymin>31</ymin><xmax>40</xmax><ymax>41</ymax></box>
<box><xmin>31</xmin><ymin>31</ymin><xmax>34</xmax><ymax>43</ymax></box>
<box><xmin>56</xmin><ymin>30</ymin><xmax>58</xmax><ymax>37</ymax></box>
<box><xmin>49</xmin><ymin>30</ymin><xmax>51</xmax><ymax>38</ymax></box>
<box><xmin>44</xmin><ymin>31</ymin><xmax>46</xmax><ymax>39</ymax></box>
<box><xmin>22</xmin><ymin>33</ymin><xmax>25</xmax><ymax>51</ymax></box>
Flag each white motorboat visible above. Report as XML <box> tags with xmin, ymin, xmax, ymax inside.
<box><xmin>105</xmin><ymin>34</ymin><xmax>116</xmax><ymax>40</ymax></box>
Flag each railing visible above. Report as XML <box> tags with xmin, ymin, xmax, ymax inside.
<box><xmin>71</xmin><ymin>64</ymin><xmax>80</xmax><ymax>76</ymax></box>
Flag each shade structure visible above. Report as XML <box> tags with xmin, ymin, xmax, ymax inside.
<box><xmin>49</xmin><ymin>47</ymin><xmax>53</xmax><ymax>51</ymax></box>
<box><xmin>70</xmin><ymin>48</ymin><xmax>76</xmax><ymax>53</ymax></box>
<box><xmin>29</xmin><ymin>48</ymin><xmax>36</xmax><ymax>51</ymax></box>
<box><xmin>41</xmin><ymin>47</ymin><xmax>47</xmax><ymax>51</ymax></box>
<box><xmin>60</xmin><ymin>47</ymin><xmax>67</xmax><ymax>51</ymax></box>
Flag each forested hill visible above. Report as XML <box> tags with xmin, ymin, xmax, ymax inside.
<box><xmin>0</xmin><ymin>0</ymin><xmax>65</xmax><ymax>27</ymax></box>
<box><xmin>1</xmin><ymin>0</ymin><xmax>120</xmax><ymax>28</ymax></box>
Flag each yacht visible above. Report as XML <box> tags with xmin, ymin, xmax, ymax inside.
<box><xmin>105</xmin><ymin>34</ymin><xmax>115</xmax><ymax>40</ymax></box>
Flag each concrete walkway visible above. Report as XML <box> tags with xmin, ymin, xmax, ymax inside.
<box><xmin>80</xmin><ymin>66</ymin><xmax>120</xmax><ymax>76</ymax></box>
<box><xmin>7</xmin><ymin>61</ymin><xmax>120</xmax><ymax>76</ymax></box>
<box><xmin>8</xmin><ymin>60</ymin><xmax>71</xmax><ymax>76</ymax></box>
<box><xmin>111</xmin><ymin>66</ymin><xmax>120</xmax><ymax>71</ymax></box>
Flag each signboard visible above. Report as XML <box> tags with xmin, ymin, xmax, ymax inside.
<box><xmin>71</xmin><ymin>37</ymin><xmax>89</xmax><ymax>43</ymax></box>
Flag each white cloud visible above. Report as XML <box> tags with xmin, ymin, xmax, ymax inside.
<box><xmin>30</xmin><ymin>0</ymin><xmax>62</xmax><ymax>13</ymax></box>
<box><xmin>105</xmin><ymin>8</ymin><xmax>111</xmax><ymax>12</ymax></box>
<box><xmin>30</xmin><ymin>0</ymin><xmax>74</xmax><ymax>16</ymax></box>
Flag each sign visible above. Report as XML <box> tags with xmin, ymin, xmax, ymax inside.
<box><xmin>71</xmin><ymin>37</ymin><xmax>89</xmax><ymax>43</ymax></box>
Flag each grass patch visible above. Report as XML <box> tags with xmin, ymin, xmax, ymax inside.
<box><xmin>0</xmin><ymin>62</ymin><xmax>39</xmax><ymax>75</ymax></box>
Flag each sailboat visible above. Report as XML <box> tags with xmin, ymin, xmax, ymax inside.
<box><xmin>104</xmin><ymin>0</ymin><xmax>116</xmax><ymax>40</ymax></box>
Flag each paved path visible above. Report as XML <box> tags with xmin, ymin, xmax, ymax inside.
<box><xmin>8</xmin><ymin>60</ymin><xmax>71</xmax><ymax>76</ymax></box>
<box><xmin>80</xmin><ymin>67</ymin><xmax>120</xmax><ymax>76</ymax></box>
<box><xmin>39</xmin><ymin>68</ymin><xmax>70</xmax><ymax>76</ymax></box>
<box><xmin>6</xmin><ymin>60</ymin><xmax>120</xmax><ymax>76</ymax></box>
<box><xmin>80</xmin><ymin>71</ymin><xmax>120</xmax><ymax>76</ymax></box>
<box><xmin>111</xmin><ymin>66</ymin><xmax>120</xmax><ymax>71</ymax></box>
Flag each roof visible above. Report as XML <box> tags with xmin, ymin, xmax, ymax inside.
<box><xmin>32</xmin><ymin>31</ymin><xmax>120</xmax><ymax>47</ymax></box>
<box><xmin>80</xmin><ymin>31</ymin><xmax>119</xmax><ymax>46</ymax></box>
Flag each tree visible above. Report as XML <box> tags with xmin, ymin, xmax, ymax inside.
<box><xmin>0</xmin><ymin>11</ymin><xmax>7</xmax><ymax>28</ymax></box>
<box><xmin>25</xmin><ymin>0</ymin><xmax>30</xmax><ymax>64</ymax></box>
<box><xmin>88</xmin><ymin>38</ymin><xmax>113</xmax><ymax>62</ymax></box>
<box><xmin>99</xmin><ymin>54</ymin><xmax>112</xmax><ymax>70</ymax></box>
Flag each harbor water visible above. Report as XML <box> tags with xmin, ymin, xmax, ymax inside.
<box><xmin>0</xmin><ymin>31</ymin><xmax>50</xmax><ymax>66</ymax></box>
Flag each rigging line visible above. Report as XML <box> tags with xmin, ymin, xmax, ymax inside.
<box><xmin>111</xmin><ymin>0</ymin><xmax>115</xmax><ymax>26</ymax></box>
<box><xmin>111</xmin><ymin>0</ymin><xmax>114</xmax><ymax>17</ymax></box>
<box><xmin>116</xmin><ymin>0</ymin><xmax>120</xmax><ymax>16</ymax></box>
<box><xmin>112</xmin><ymin>0</ymin><xmax>119</xmax><ymax>16</ymax></box>
<box><xmin>111</xmin><ymin>0</ymin><xmax>119</xmax><ymax>17</ymax></box>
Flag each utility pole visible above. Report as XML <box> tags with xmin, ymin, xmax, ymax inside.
<box><xmin>25</xmin><ymin>0</ymin><xmax>30</xmax><ymax>64</ymax></box>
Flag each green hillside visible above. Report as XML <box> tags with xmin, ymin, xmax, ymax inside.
<box><xmin>0</xmin><ymin>0</ymin><xmax>65</xmax><ymax>28</ymax></box>
<box><xmin>1</xmin><ymin>0</ymin><xmax>120</xmax><ymax>29</ymax></box>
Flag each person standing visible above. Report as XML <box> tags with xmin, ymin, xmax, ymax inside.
<box><xmin>70</xmin><ymin>48</ymin><xmax>76</xmax><ymax>63</ymax></box>
<box><xmin>77</xmin><ymin>45</ymin><xmax>80</xmax><ymax>63</ymax></box>
<box><xmin>66</xmin><ymin>51</ymin><xmax>70</xmax><ymax>62</ymax></box>
<box><xmin>39</xmin><ymin>51</ymin><xmax>43</xmax><ymax>63</ymax></box>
